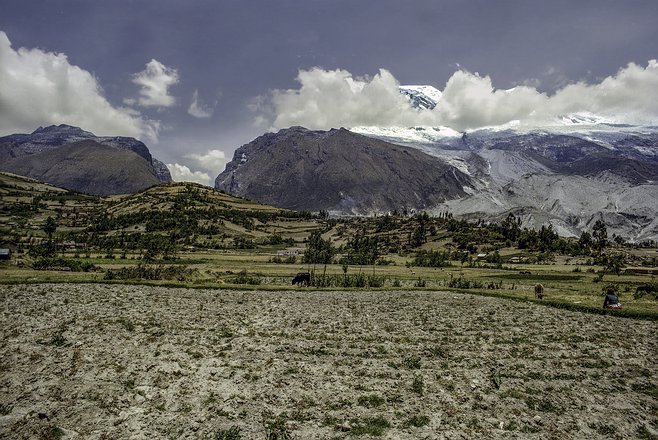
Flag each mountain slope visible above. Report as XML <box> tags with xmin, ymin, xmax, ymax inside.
<box><xmin>0</xmin><ymin>124</ymin><xmax>172</xmax><ymax>183</ymax></box>
<box><xmin>351</xmin><ymin>124</ymin><xmax>658</xmax><ymax>241</ymax></box>
<box><xmin>0</xmin><ymin>141</ymin><xmax>161</xmax><ymax>195</ymax></box>
<box><xmin>215</xmin><ymin>127</ymin><xmax>471</xmax><ymax>213</ymax></box>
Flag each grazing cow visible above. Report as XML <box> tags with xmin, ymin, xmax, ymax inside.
<box><xmin>534</xmin><ymin>283</ymin><xmax>544</xmax><ymax>300</ymax></box>
<box><xmin>292</xmin><ymin>272</ymin><xmax>311</xmax><ymax>287</ymax></box>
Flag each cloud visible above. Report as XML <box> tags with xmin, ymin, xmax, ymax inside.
<box><xmin>433</xmin><ymin>71</ymin><xmax>547</xmax><ymax>129</ymax></box>
<box><xmin>130</xmin><ymin>59</ymin><xmax>179</xmax><ymax>108</ymax></box>
<box><xmin>187</xmin><ymin>89</ymin><xmax>213</xmax><ymax>118</ymax></box>
<box><xmin>261</xmin><ymin>61</ymin><xmax>658</xmax><ymax>131</ymax></box>
<box><xmin>166</xmin><ymin>149</ymin><xmax>227</xmax><ymax>187</ymax></box>
<box><xmin>269</xmin><ymin>68</ymin><xmax>435</xmax><ymax>129</ymax></box>
<box><xmin>166</xmin><ymin>163</ymin><xmax>212</xmax><ymax>186</ymax></box>
<box><xmin>186</xmin><ymin>149</ymin><xmax>227</xmax><ymax>173</ymax></box>
<box><xmin>0</xmin><ymin>31</ymin><xmax>159</xmax><ymax>141</ymax></box>
<box><xmin>547</xmin><ymin>60</ymin><xmax>658</xmax><ymax>124</ymax></box>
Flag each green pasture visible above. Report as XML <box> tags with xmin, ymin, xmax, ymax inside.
<box><xmin>2</xmin><ymin>249</ymin><xmax>657</xmax><ymax>320</ymax></box>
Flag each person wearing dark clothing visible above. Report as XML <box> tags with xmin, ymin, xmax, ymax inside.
<box><xmin>603</xmin><ymin>290</ymin><xmax>622</xmax><ymax>308</ymax></box>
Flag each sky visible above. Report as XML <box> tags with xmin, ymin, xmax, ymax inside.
<box><xmin>1</xmin><ymin>0</ymin><xmax>657</xmax><ymax>185</ymax></box>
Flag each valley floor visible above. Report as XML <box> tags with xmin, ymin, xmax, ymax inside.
<box><xmin>0</xmin><ymin>284</ymin><xmax>656</xmax><ymax>439</ymax></box>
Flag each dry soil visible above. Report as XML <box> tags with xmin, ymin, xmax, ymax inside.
<box><xmin>1</xmin><ymin>284</ymin><xmax>656</xmax><ymax>439</ymax></box>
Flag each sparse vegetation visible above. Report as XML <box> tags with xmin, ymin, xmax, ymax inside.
<box><xmin>0</xmin><ymin>283</ymin><xmax>656</xmax><ymax>438</ymax></box>
<box><xmin>350</xmin><ymin>416</ymin><xmax>391</xmax><ymax>436</ymax></box>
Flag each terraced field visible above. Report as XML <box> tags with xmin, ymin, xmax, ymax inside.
<box><xmin>1</xmin><ymin>284</ymin><xmax>656</xmax><ymax>439</ymax></box>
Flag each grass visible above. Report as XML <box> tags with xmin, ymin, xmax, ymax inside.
<box><xmin>215</xmin><ymin>426</ymin><xmax>242</xmax><ymax>440</ymax></box>
<box><xmin>349</xmin><ymin>416</ymin><xmax>391</xmax><ymax>436</ymax></box>
<box><xmin>402</xmin><ymin>415</ymin><xmax>430</xmax><ymax>428</ymax></box>
<box><xmin>357</xmin><ymin>394</ymin><xmax>386</xmax><ymax>408</ymax></box>
<box><xmin>2</xmin><ymin>234</ymin><xmax>658</xmax><ymax>321</ymax></box>
<box><xmin>263</xmin><ymin>413</ymin><xmax>292</xmax><ymax>440</ymax></box>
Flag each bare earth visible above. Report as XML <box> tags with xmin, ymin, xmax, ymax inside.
<box><xmin>1</xmin><ymin>284</ymin><xmax>656</xmax><ymax>440</ymax></box>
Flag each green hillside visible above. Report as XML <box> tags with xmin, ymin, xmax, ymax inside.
<box><xmin>1</xmin><ymin>172</ymin><xmax>657</xmax><ymax>319</ymax></box>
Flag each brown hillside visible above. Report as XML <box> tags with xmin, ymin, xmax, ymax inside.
<box><xmin>0</xmin><ymin>140</ymin><xmax>161</xmax><ymax>195</ymax></box>
<box><xmin>215</xmin><ymin>127</ymin><xmax>471</xmax><ymax>213</ymax></box>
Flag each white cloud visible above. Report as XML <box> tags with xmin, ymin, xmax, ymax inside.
<box><xmin>261</xmin><ymin>61</ymin><xmax>658</xmax><ymax>131</ymax></box>
<box><xmin>130</xmin><ymin>59</ymin><xmax>179</xmax><ymax>108</ymax></box>
<box><xmin>269</xmin><ymin>68</ymin><xmax>434</xmax><ymax>129</ymax></box>
<box><xmin>0</xmin><ymin>31</ymin><xmax>159</xmax><ymax>141</ymax></box>
<box><xmin>166</xmin><ymin>149</ymin><xmax>227</xmax><ymax>186</ymax></box>
<box><xmin>166</xmin><ymin>163</ymin><xmax>212</xmax><ymax>186</ymax></box>
<box><xmin>433</xmin><ymin>70</ymin><xmax>547</xmax><ymax>129</ymax></box>
<box><xmin>187</xmin><ymin>89</ymin><xmax>213</xmax><ymax>118</ymax></box>
<box><xmin>186</xmin><ymin>149</ymin><xmax>227</xmax><ymax>173</ymax></box>
<box><xmin>547</xmin><ymin>60</ymin><xmax>658</xmax><ymax>125</ymax></box>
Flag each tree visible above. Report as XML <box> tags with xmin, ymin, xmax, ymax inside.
<box><xmin>500</xmin><ymin>213</ymin><xmax>521</xmax><ymax>242</ymax></box>
<box><xmin>44</xmin><ymin>216</ymin><xmax>57</xmax><ymax>242</ymax></box>
<box><xmin>603</xmin><ymin>254</ymin><xmax>624</xmax><ymax>276</ymax></box>
<box><xmin>578</xmin><ymin>231</ymin><xmax>592</xmax><ymax>250</ymax></box>
<box><xmin>43</xmin><ymin>216</ymin><xmax>57</xmax><ymax>255</ymax></box>
<box><xmin>592</xmin><ymin>219</ymin><xmax>608</xmax><ymax>252</ymax></box>
<box><xmin>303</xmin><ymin>231</ymin><xmax>335</xmax><ymax>264</ymax></box>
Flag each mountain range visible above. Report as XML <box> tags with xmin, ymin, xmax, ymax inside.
<box><xmin>215</xmin><ymin>85</ymin><xmax>658</xmax><ymax>241</ymax></box>
<box><xmin>1</xmin><ymin>86</ymin><xmax>657</xmax><ymax>242</ymax></box>
<box><xmin>351</xmin><ymin>123</ymin><xmax>658</xmax><ymax>241</ymax></box>
<box><xmin>0</xmin><ymin>125</ymin><xmax>171</xmax><ymax>195</ymax></box>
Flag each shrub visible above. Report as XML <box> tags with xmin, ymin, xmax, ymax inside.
<box><xmin>403</xmin><ymin>415</ymin><xmax>430</xmax><ymax>428</ymax></box>
<box><xmin>357</xmin><ymin>394</ymin><xmax>386</xmax><ymax>408</ymax></box>
<box><xmin>231</xmin><ymin>270</ymin><xmax>261</xmax><ymax>285</ymax></box>
<box><xmin>32</xmin><ymin>257</ymin><xmax>97</xmax><ymax>272</ymax></box>
<box><xmin>263</xmin><ymin>413</ymin><xmax>292</xmax><ymax>440</ymax></box>
<box><xmin>411</xmin><ymin>375</ymin><xmax>424</xmax><ymax>395</ymax></box>
<box><xmin>104</xmin><ymin>264</ymin><xmax>195</xmax><ymax>281</ymax></box>
<box><xmin>215</xmin><ymin>426</ymin><xmax>242</xmax><ymax>440</ymax></box>
<box><xmin>350</xmin><ymin>416</ymin><xmax>391</xmax><ymax>436</ymax></box>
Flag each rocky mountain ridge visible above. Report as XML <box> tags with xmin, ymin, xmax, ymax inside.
<box><xmin>0</xmin><ymin>125</ymin><xmax>172</xmax><ymax>195</ymax></box>
<box><xmin>215</xmin><ymin>126</ymin><xmax>471</xmax><ymax>213</ymax></box>
<box><xmin>0</xmin><ymin>124</ymin><xmax>172</xmax><ymax>183</ymax></box>
<box><xmin>352</xmin><ymin>124</ymin><xmax>658</xmax><ymax>241</ymax></box>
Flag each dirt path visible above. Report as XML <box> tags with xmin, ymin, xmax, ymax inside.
<box><xmin>1</xmin><ymin>284</ymin><xmax>656</xmax><ymax>439</ymax></box>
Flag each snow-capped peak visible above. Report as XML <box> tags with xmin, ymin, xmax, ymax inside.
<box><xmin>558</xmin><ymin>111</ymin><xmax>614</xmax><ymax>126</ymax></box>
<box><xmin>399</xmin><ymin>85</ymin><xmax>442</xmax><ymax>110</ymax></box>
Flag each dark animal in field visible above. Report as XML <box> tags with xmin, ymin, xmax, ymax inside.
<box><xmin>519</xmin><ymin>270</ymin><xmax>532</xmax><ymax>275</ymax></box>
<box><xmin>534</xmin><ymin>283</ymin><xmax>544</xmax><ymax>300</ymax></box>
<box><xmin>292</xmin><ymin>272</ymin><xmax>311</xmax><ymax>286</ymax></box>
<box><xmin>635</xmin><ymin>284</ymin><xmax>658</xmax><ymax>299</ymax></box>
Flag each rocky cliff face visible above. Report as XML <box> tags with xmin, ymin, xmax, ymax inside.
<box><xmin>0</xmin><ymin>125</ymin><xmax>170</xmax><ymax>195</ymax></box>
<box><xmin>0</xmin><ymin>124</ymin><xmax>172</xmax><ymax>183</ymax></box>
<box><xmin>215</xmin><ymin>127</ymin><xmax>471</xmax><ymax>214</ymax></box>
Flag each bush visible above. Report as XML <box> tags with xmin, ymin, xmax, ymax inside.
<box><xmin>215</xmin><ymin>426</ymin><xmax>241</xmax><ymax>440</ymax></box>
<box><xmin>104</xmin><ymin>264</ymin><xmax>195</xmax><ymax>281</ymax></box>
<box><xmin>32</xmin><ymin>257</ymin><xmax>97</xmax><ymax>272</ymax></box>
<box><xmin>230</xmin><ymin>270</ymin><xmax>261</xmax><ymax>285</ymax></box>
<box><xmin>447</xmin><ymin>274</ymin><xmax>483</xmax><ymax>289</ymax></box>
<box><xmin>308</xmin><ymin>273</ymin><xmax>385</xmax><ymax>288</ymax></box>
<box><xmin>350</xmin><ymin>416</ymin><xmax>391</xmax><ymax>436</ymax></box>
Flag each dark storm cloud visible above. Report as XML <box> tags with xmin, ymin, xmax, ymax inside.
<box><xmin>1</xmin><ymin>0</ymin><xmax>656</xmax><ymax>183</ymax></box>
